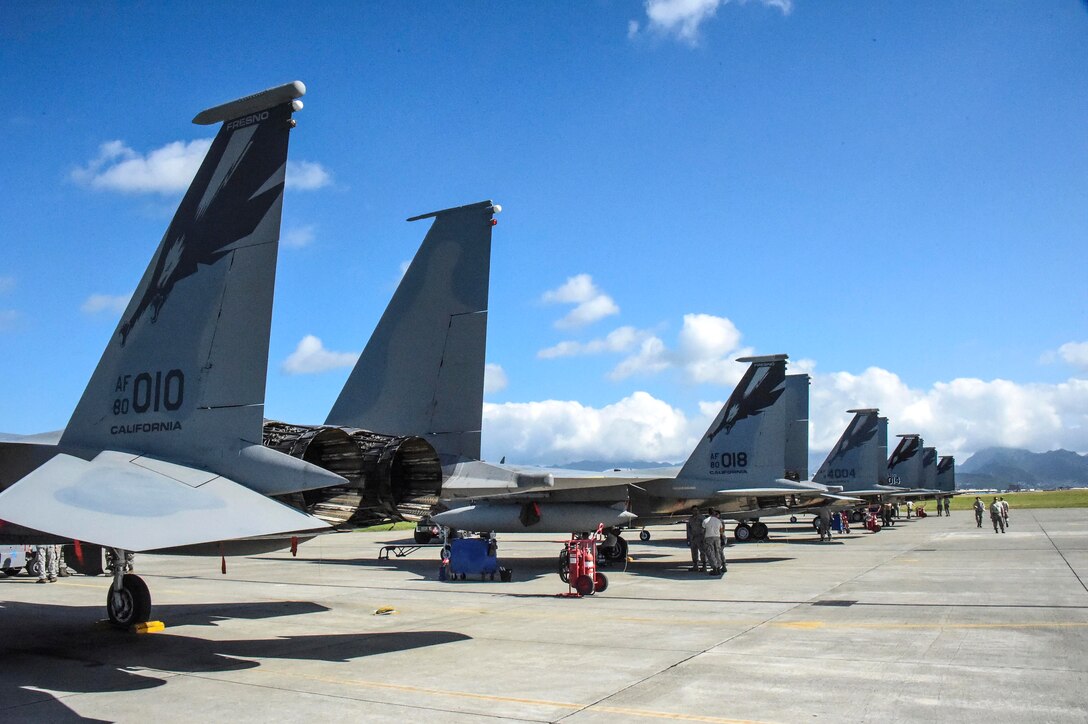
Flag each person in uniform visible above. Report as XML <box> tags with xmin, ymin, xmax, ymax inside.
<box><xmin>685</xmin><ymin>506</ymin><xmax>706</xmax><ymax>572</ymax></box>
<box><xmin>702</xmin><ymin>510</ymin><xmax>726</xmax><ymax>575</ymax></box>
<box><xmin>999</xmin><ymin>497</ymin><xmax>1010</xmax><ymax>527</ymax></box>
<box><xmin>943</xmin><ymin>497</ymin><xmax>951</xmax><ymax>517</ymax></box>
<box><xmin>34</xmin><ymin>544</ymin><xmax>58</xmax><ymax>583</ymax></box>
<box><xmin>817</xmin><ymin>507</ymin><xmax>833</xmax><ymax>542</ymax></box>
<box><xmin>990</xmin><ymin>498</ymin><xmax>1005</xmax><ymax>533</ymax></box>
<box><xmin>973</xmin><ymin>497</ymin><xmax>985</xmax><ymax>528</ymax></box>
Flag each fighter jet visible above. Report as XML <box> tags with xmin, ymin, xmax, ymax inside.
<box><xmin>811</xmin><ymin>409</ymin><xmax>916</xmax><ymax>522</ymax></box>
<box><xmin>885</xmin><ymin>433</ymin><xmax>946</xmax><ymax>502</ymax></box>
<box><xmin>297</xmin><ymin>202</ymin><xmax>842</xmax><ymax>556</ymax></box>
<box><xmin>0</xmin><ymin>82</ymin><xmax>344</xmax><ymax>627</ymax></box>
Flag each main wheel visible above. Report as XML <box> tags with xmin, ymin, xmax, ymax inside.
<box><xmin>850</xmin><ymin>510</ymin><xmax>864</xmax><ymax>524</ymax></box>
<box><xmin>812</xmin><ymin>518</ymin><xmax>821</xmax><ymax>531</ymax></box>
<box><xmin>574</xmin><ymin>574</ymin><xmax>595</xmax><ymax>596</ymax></box>
<box><xmin>594</xmin><ymin>572</ymin><xmax>608</xmax><ymax>593</ymax></box>
<box><xmin>789</xmin><ymin>516</ymin><xmax>797</xmax><ymax>524</ymax></box>
<box><xmin>107</xmin><ymin>574</ymin><xmax>151</xmax><ymax>628</ymax></box>
<box><xmin>601</xmin><ymin>537</ymin><xmax>628</xmax><ymax>564</ymax></box>
<box><xmin>639</xmin><ymin>530</ymin><xmax>651</xmax><ymax>541</ymax></box>
<box><xmin>733</xmin><ymin>523</ymin><xmax>752</xmax><ymax>542</ymax></box>
<box><xmin>558</xmin><ymin>549</ymin><xmax>570</xmax><ymax>583</ymax></box>
<box><xmin>751</xmin><ymin>522</ymin><xmax>769</xmax><ymax>540</ymax></box>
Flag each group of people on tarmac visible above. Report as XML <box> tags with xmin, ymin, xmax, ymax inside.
<box><xmin>973</xmin><ymin>496</ymin><xmax>1011</xmax><ymax>533</ymax></box>
<box><xmin>685</xmin><ymin>507</ymin><xmax>727</xmax><ymax>576</ymax></box>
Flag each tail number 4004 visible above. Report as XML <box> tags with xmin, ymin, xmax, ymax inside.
<box><xmin>112</xmin><ymin>370</ymin><xmax>184</xmax><ymax>415</ymax></box>
<box><xmin>711</xmin><ymin>452</ymin><xmax>747</xmax><ymax>469</ymax></box>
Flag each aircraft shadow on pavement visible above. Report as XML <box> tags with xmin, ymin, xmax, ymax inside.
<box><xmin>0</xmin><ymin>600</ymin><xmax>470</xmax><ymax>722</ymax></box>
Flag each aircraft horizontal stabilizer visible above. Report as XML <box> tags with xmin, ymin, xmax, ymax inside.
<box><xmin>0</xmin><ymin>451</ymin><xmax>329</xmax><ymax>552</ymax></box>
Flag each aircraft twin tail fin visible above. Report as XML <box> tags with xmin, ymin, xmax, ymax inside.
<box><xmin>325</xmin><ymin>200</ymin><xmax>500</xmax><ymax>463</ymax></box>
<box><xmin>677</xmin><ymin>354</ymin><xmax>791</xmax><ymax>482</ymax></box>
<box><xmin>58</xmin><ymin>82</ymin><xmax>340</xmax><ymax>493</ymax></box>
<box><xmin>813</xmin><ymin>409</ymin><xmax>889</xmax><ymax>490</ymax></box>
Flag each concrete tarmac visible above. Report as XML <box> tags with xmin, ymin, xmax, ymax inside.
<box><xmin>1</xmin><ymin>508</ymin><xmax>1086</xmax><ymax>723</ymax></box>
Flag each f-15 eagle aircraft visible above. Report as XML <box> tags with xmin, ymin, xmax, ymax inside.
<box><xmin>291</xmin><ymin>199</ymin><xmax>843</xmax><ymax>557</ymax></box>
<box><xmin>0</xmin><ymin>81</ymin><xmax>343</xmax><ymax>627</ymax></box>
<box><xmin>886</xmin><ymin>433</ymin><xmax>948</xmax><ymax>502</ymax></box>
<box><xmin>810</xmin><ymin>408</ymin><xmax>922</xmax><ymax>521</ymax></box>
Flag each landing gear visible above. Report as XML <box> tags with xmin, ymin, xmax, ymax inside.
<box><xmin>106</xmin><ymin>549</ymin><xmax>150</xmax><ymax>629</ymax></box>
<box><xmin>639</xmin><ymin>530</ymin><xmax>650</xmax><ymax>542</ymax></box>
<box><xmin>734</xmin><ymin>523</ymin><xmax>752</xmax><ymax>542</ymax></box>
<box><xmin>812</xmin><ymin>517</ymin><xmax>821</xmax><ymax>531</ymax></box>
<box><xmin>600</xmin><ymin>533</ymin><xmax>629</xmax><ymax>564</ymax></box>
<box><xmin>789</xmin><ymin>516</ymin><xmax>798</xmax><ymax>524</ymax></box>
<box><xmin>850</xmin><ymin>510</ymin><xmax>864</xmax><ymax>524</ymax></box>
<box><xmin>750</xmin><ymin>522</ymin><xmax>769</xmax><ymax>540</ymax></box>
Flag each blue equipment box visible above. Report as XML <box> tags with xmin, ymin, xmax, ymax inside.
<box><xmin>448</xmin><ymin>538</ymin><xmax>499</xmax><ymax>579</ymax></box>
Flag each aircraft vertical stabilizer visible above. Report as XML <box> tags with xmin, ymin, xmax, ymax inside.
<box><xmin>677</xmin><ymin>355</ymin><xmax>789</xmax><ymax>482</ymax></box>
<box><xmin>814</xmin><ymin>409</ymin><xmax>888</xmax><ymax>490</ymax></box>
<box><xmin>325</xmin><ymin>201</ymin><xmax>499</xmax><ymax>462</ymax></box>
<box><xmin>783</xmin><ymin>373</ymin><xmax>810</xmax><ymax>481</ymax></box>
<box><xmin>887</xmin><ymin>434</ymin><xmax>924</xmax><ymax>487</ymax></box>
<box><xmin>57</xmin><ymin>81</ymin><xmax>341</xmax><ymax>495</ymax></box>
<box><xmin>936</xmin><ymin>455</ymin><xmax>956</xmax><ymax>492</ymax></box>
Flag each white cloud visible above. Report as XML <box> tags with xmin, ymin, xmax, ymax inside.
<box><xmin>807</xmin><ymin>365</ymin><xmax>1088</xmax><ymax>461</ymax></box>
<box><xmin>72</xmin><ymin>139</ymin><xmax>331</xmax><ymax>194</ymax></box>
<box><xmin>609</xmin><ymin>313</ymin><xmax>752</xmax><ymax>385</ymax></box>
<box><xmin>81</xmin><ymin>293</ymin><xmax>131</xmax><ymax>315</ymax></box>
<box><xmin>282</xmin><ymin>335</ymin><xmax>358</xmax><ymax>375</ymax></box>
<box><xmin>541</xmin><ymin>274</ymin><xmax>619</xmax><ymax>329</ymax></box>
<box><xmin>0</xmin><ymin>276</ymin><xmax>14</xmax><ymax>295</ymax></box>
<box><xmin>635</xmin><ymin>0</ymin><xmax>793</xmax><ymax>45</ymax></box>
<box><xmin>482</xmin><ymin>391</ymin><xmax>703</xmax><ymax>464</ymax></box>
<box><xmin>72</xmin><ymin>139</ymin><xmax>212</xmax><ymax>194</ymax></box>
<box><xmin>283</xmin><ymin>225</ymin><xmax>316</xmax><ymax>249</ymax></box>
<box><xmin>1057</xmin><ymin>341</ymin><xmax>1088</xmax><ymax>371</ymax></box>
<box><xmin>286</xmin><ymin>160</ymin><xmax>332</xmax><ymax>190</ymax></box>
<box><xmin>538</xmin><ymin>326</ymin><xmax>649</xmax><ymax>359</ymax></box>
<box><xmin>484</xmin><ymin>363</ymin><xmax>508</xmax><ymax>394</ymax></box>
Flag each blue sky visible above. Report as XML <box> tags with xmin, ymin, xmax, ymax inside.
<box><xmin>2</xmin><ymin>2</ymin><xmax>1086</xmax><ymax>465</ymax></box>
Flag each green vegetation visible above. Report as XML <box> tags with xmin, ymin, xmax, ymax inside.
<box><xmin>353</xmin><ymin>521</ymin><xmax>416</xmax><ymax>532</ymax></box>
<box><xmin>949</xmin><ymin>489</ymin><xmax>1088</xmax><ymax>510</ymax></box>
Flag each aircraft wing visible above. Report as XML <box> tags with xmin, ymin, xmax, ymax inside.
<box><xmin>0</xmin><ymin>451</ymin><xmax>329</xmax><ymax>552</ymax></box>
<box><xmin>713</xmin><ymin>487</ymin><xmax>837</xmax><ymax>497</ymax></box>
<box><xmin>443</xmin><ymin>460</ymin><xmax>666</xmax><ymax>497</ymax></box>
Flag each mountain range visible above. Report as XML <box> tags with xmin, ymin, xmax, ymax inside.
<box><xmin>957</xmin><ymin>447</ymin><xmax>1088</xmax><ymax>488</ymax></box>
<box><xmin>550</xmin><ymin>448</ymin><xmax>1088</xmax><ymax>489</ymax></box>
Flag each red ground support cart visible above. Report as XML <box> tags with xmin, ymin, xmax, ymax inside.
<box><xmin>559</xmin><ymin>526</ymin><xmax>608</xmax><ymax>596</ymax></box>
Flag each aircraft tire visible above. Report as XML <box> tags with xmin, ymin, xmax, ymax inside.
<box><xmin>734</xmin><ymin>524</ymin><xmax>752</xmax><ymax>542</ymax></box>
<box><xmin>639</xmin><ymin>530</ymin><xmax>651</xmax><ymax>541</ymax></box>
<box><xmin>593</xmin><ymin>572</ymin><xmax>608</xmax><ymax>593</ymax></box>
<box><xmin>751</xmin><ymin>522</ymin><xmax>769</xmax><ymax>540</ymax></box>
<box><xmin>812</xmin><ymin>518</ymin><xmax>821</xmax><ymax>531</ymax></box>
<box><xmin>601</xmin><ymin>537</ymin><xmax>628</xmax><ymax>564</ymax></box>
<box><xmin>850</xmin><ymin>511</ymin><xmax>864</xmax><ymax>524</ymax></box>
<box><xmin>574</xmin><ymin>574</ymin><xmax>595</xmax><ymax>596</ymax></box>
<box><xmin>789</xmin><ymin>516</ymin><xmax>797</xmax><ymax>524</ymax></box>
<box><xmin>107</xmin><ymin>574</ymin><xmax>151</xmax><ymax>629</ymax></box>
